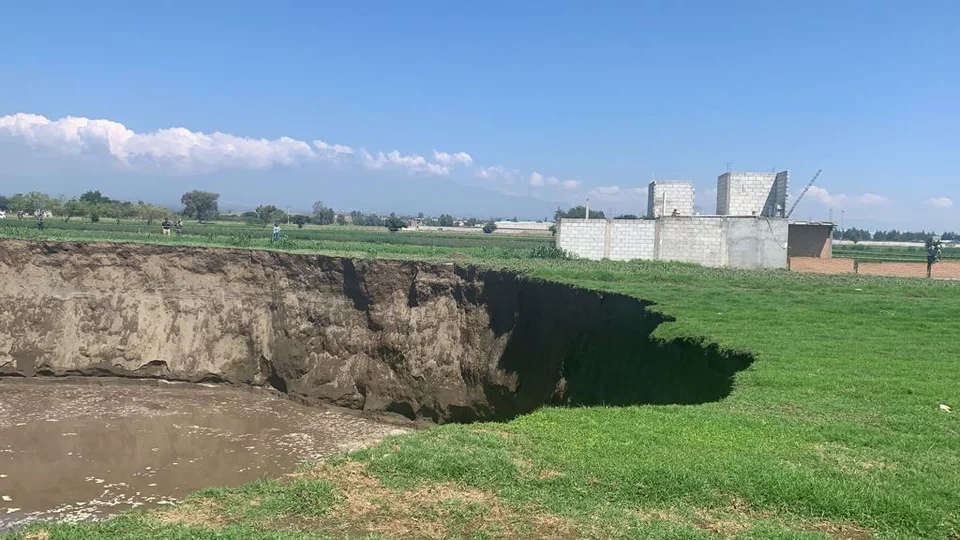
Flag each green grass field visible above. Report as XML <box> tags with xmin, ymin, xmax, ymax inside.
<box><xmin>832</xmin><ymin>243</ymin><xmax>960</xmax><ymax>263</ymax></box>
<box><xmin>3</xmin><ymin>223</ymin><xmax>959</xmax><ymax>539</ymax></box>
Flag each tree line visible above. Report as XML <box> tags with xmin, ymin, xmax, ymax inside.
<box><xmin>834</xmin><ymin>228</ymin><xmax>958</xmax><ymax>242</ymax></box>
<box><xmin>0</xmin><ymin>190</ymin><xmax>170</xmax><ymax>225</ymax></box>
<box><xmin>0</xmin><ymin>190</ymin><xmax>503</xmax><ymax>233</ymax></box>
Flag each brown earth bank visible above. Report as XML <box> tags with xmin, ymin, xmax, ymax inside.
<box><xmin>0</xmin><ymin>240</ymin><xmax>754</xmax><ymax>422</ymax></box>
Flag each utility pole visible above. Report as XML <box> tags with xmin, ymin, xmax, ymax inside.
<box><xmin>840</xmin><ymin>210</ymin><xmax>845</xmax><ymax>241</ymax></box>
<box><xmin>585</xmin><ymin>198</ymin><xmax>590</xmax><ymax>220</ymax></box>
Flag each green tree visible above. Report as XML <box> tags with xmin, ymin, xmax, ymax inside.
<box><xmin>136</xmin><ymin>202</ymin><xmax>167</xmax><ymax>225</ymax></box>
<box><xmin>80</xmin><ymin>190</ymin><xmax>109</xmax><ymax>205</ymax></box>
<box><xmin>291</xmin><ymin>215</ymin><xmax>309</xmax><ymax>229</ymax></box>
<box><xmin>555</xmin><ymin>206</ymin><xmax>604</xmax><ymax>220</ymax></box>
<box><xmin>181</xmin><ymin>191</ymin><xmax>220</xmax><ymax>223</ymax></box>
<box><xmin>241</xmin><ymin>211</ymin><xmax>259</xmax><ymax>225</ymax></box>
<box><xmin>255</xmin><ymin>205</ymin><xmax>282</xmax><ymax>227</ymax></box>
<box><xmin>615</xmin><ymin>214</ymin><xmax>639</xmax><ymax>219</ymax></box>
<box><xmin>437</xmin><ymin>214</ymin><xmax>455</xmax><ymax>227</ymax></box>
<box><xmin>336</xmin><ymin>214</ymin><xmax>347</xmax><ymax>225</ymax></box>
<box><xmin>62</xmin><ymin>199</ymin><xmax>87</xmax><ymax>222</ymax></box>
<box><xmin>109</xmin><ymin>201</ymin><xmax>136</xmax><ymax>224</ymax></box>
<box><xmin>23</xmin><ymin>191</ymin><xmax>52</xmax><ymax>214</ymax></box>
<box><xmin>0</xmin><ymin>195</ymin><xmax>9</xmax><ymax>210</ymax></box>
<box><xmin>311</xmin><ymin>200</ymin><xmax>336</xmax><ymax>225</ymax></box>
<box><xmin>7</xmin><ymin>194</ymin><xmax>28</xmax><ymax>218</ymax></box>
<box><xmin>482</xmin><ymin>220</ymin><xmax>497</xmax><ymax>234</ymax></box>
<box><xmin>385</xmin><ymin>213</ymin><xmax>406</xmax><ymax>231</ymax></box>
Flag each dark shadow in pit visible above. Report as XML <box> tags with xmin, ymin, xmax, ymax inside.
<box><xmin>466</xmin><ymin>268</ymin><xmax>755</xmax><ymax>422</ymax></box>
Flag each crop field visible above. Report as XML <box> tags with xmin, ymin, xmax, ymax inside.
<box><xmin>3</xmin><ymin>223</ymin><xmax>960</xmax><ymax>539</ymax></box>
<box><xmin>0</xmin><ymin>220</ymin><xmax>559</xmax><ymax>262</ymax></box>
<box><xmin>833</xmin><ymin>243</ymin><xmax>960</xmax><ymax>263</ymax></box>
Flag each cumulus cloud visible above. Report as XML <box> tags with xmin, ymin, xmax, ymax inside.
<box><xmin>858</xmin><ymin>193</ymin><xmax>889</xmax><ymax>205</ymax></box>
<box><xmin>433</xmin><ymin>150</ymin><xmax>473</xmax><ymax>166</ymax></box>
<box><xmin>0</xmin><ymin>112</ymin><xmax>471</xmax><ymax>177</ymax></box>
<box><xmin>359</xmin><ymin>149</ymin><xmax>451</xmax><ymax>175</ymax></box>
<box><xmin>562</xmin><ymin>179</ymin><xmax>581</xmax><ymax>190</ymax></box>
<box><xmin>805</xmin><ymin>186</ymin><xmax>848</xmax><ymax>206</ymax></box>
<box><xmin>313</xmin><ymin>140</ymin><xmax>354</xmax><ymax>156</ymax></box>
<box><xmin>925</xmin><ymin>196</ymin><xmax>954</xmax><ymax>208</ymax></box>
<box><xmin>804</xmin><ymin>186</ymin><xmax>890</xmax><ymax>207</ymax></box>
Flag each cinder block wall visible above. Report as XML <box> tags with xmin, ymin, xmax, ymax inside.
<box><xmin>557</xmin><ymin>219</ymin><xmax>608</xmax><ymax>260</ymax></box>
<box><xmin>726</xmin><ymin>218</ymin><xmax>789</xmax><ymax>269</ymax></box>
<box><xmin>558</xmin><ymin>217</ymin><xmax>788</xmax><ymax>269</ymax></box>
<box><xmin>658</xmin><ymin>217</ymin><xmax>727</xmax><ymax>267</ymax></box>
<box><xmin>609</xmin><ymin>220</ymin><xmax>657</xmax><ymax>260</ymax></box>
<box><xmin>717</xmin><ymin>172</ymin><xmax>788</xmax><ymax>217</ymax></box>
<box><xmin>647</xmin><ymin>181</ymin><xmax>695</xmax><ymax>218</ymax></box>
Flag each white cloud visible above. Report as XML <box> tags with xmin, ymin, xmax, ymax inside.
<box><xmin>805</xmin><ymin>186</ymin><xmax>848</xmax><ymax>206</ymax></box>
<box><xmin>803</xmin><ymin>186</ymin><xmax>891</xmax><ymax>208</ymax></box>
<box><xmin>360</xmin><ymin>149</ymin><xmax>450</xmax><ymax>175</ymax></box>
<box><xmin>0</xmin><ymin>113</ymin><xmax>315</xmax><ymax>172</ymax></box>
<box><xmin>0</xmin><ymin>112</ymin><xmax>472</xmax><ymax>177</ymax></box>
<box><xmin>529</xmin><ymin>172</ymin><xmax>545</xmax><ymax>187</ymax></box>
<box><xmin>925</xmin><ymin>197</ymin><xmax>954</xmax><ymax>209</ymax></box>
<box><xmin>433</xmin><ymin>150</ymin><xmax>473</xmax><ymax>166</ymax></box>
<box><xmin>475</xmin><ymin>165</ymin><xmax>509</xmax><ymax>180</ymax></box>
<box><xmin>314</xmin><ymin>140</ymin><xmax>354</xmax><ymax>155</ymax></box>
<box><xmin>590</xmin><ymin>185</ymin><xmax>622</xmax><ymax>197</ymax></box>
<box><xmin>562</xmin><ymin>179</ymin><xmax>581</xmax><ymax>190</ymax></box>
<box><xmin>858</xmin><ymin>193</ymin><xmax>889</xmax><ymax>205</ymax></box>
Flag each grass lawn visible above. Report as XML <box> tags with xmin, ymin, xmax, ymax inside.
<box><xmin>2</xmin><ymin>226</ymin><xmax>959</xmax><ymax>539</ymax></box>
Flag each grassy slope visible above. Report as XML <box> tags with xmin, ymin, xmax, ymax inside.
<box><xmin>3</xmin><ymin>228</ymin><xmax>960</xmax><ymax>540</ymax></box>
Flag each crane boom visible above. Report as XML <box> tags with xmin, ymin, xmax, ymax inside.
<box><xmin>786</xmin><ymin>169</ymin><xmax>822</xmax><ymax>218</ymax></box>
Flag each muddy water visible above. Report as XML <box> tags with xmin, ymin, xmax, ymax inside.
<box><xmin>0</xmin><ymin>379</ymin><xmax>409</xmax><ymax>530</ymax></box>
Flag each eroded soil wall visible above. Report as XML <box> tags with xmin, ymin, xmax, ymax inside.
<box><xmin>0</xmin><ymin>241</ymin><xmax>753</xmax><ymax>422</ymax></box>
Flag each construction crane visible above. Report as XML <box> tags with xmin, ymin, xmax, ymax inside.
<box><xmin>786</xmin><ymin>169</ymin><xmax>822</xmax><ymax>218</ymax></box>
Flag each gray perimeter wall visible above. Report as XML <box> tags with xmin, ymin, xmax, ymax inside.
<box><xmin>726</xmin><ymin>218</ymin><xmax>789</xmax><ymax>269</ymax></box>
<box><xmin>558</xmin><ymin>217</ymin><xmax>788</xmax><ymax>269</ymax></box>
<box><xmin>658</xmin><ymin>217</ymin><xmax>727</xmax><ymax>267</ymax></box>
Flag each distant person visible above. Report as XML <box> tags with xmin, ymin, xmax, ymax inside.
<box><xmin>175</xmin><ymin>218</ymin><xmax>184</xmax><ymax>236</ymax></box>
<box><xmin>272</xmin><ymin>223</ymin><xmax>281</xmax><ymax>242</ymax></box>
<box><xmin>36</xmin><ymin>212</ymin><xmax>44</xmax><ymax>231</ymax></box>
<box><xmin>161</xmin><ymin>218</ymin><xmax>172</xmax><ymax>236</ymax></box>
<box><xmin>671</xmin><ymin>208</ymin><xmax>680</xmax><ymax>217</ymax></box>
<box><xmin>926</xmin><ymin>240</ymin><xmax>942</xmax><ymax>278</ymax></box>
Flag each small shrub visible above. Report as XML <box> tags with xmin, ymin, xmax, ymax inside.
<box><xmin>224</xmin><ymin>233</ymin><xmax>255</xmax><ymax>247</ymax></box>
<box><xmin>529</xmin><ymin>245</ymin><xmax>572</xmax><ymax>260</ymax></box>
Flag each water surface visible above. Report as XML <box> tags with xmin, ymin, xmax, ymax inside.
<box><xmin>0</xmin><ymin>379</ymin><xmax>406</xmax><ymax>529</ymax></box>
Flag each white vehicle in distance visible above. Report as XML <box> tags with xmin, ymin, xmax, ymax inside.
<box><xmin>0</xmin><ymin>210</ymin><xmax>6</xmax><ymax>219</ymax></box>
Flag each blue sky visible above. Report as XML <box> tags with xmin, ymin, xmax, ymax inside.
<box><xmin>1</xmin><ymin>1</ymin><xmax>957</xmax><ymax>228</ymax></box>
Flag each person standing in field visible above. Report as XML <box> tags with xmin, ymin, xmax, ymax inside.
<box><xmin>161</xmin><ymin>218</ymin><xmax>172</xmax><ymax>236</ymax></box>
<box><xmin>272</xmin><ymin>223</ymin><xmax>281</xmax><ymax>242</ymax></box>
<box><xmin>36</xmin><ymin>212</ymin><xmax>44</xmax><ymax>231</ymax></box>
<box><xmin>175</xmin><ymin>218</ymin><xmax>184</xmax><ymax>236</ymax></box>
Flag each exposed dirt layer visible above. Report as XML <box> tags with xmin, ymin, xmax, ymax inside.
<box><xmin>0</xmin><ymin>379</ymin><xmax>407</xmax><ymax>530</ymax></box>
<box><xmin>0</xmin><ymin>240</ymin><xmax>755</xmax><ymax>422</ymax></box>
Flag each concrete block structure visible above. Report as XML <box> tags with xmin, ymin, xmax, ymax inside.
<box><xmin>716</xmin><ymin>171</ymin><xmax>789</xmax><ymax>217</ymax></box>
<box><xmin>656</xmin><ymin>217</ymin><xmax>727</xmax><ymax>267</ymax></box>
<box><xmin>556</xmin><ymin>219</ymin><xmax>607</xmax><ymax>260</ymax></box>
<box><xmin>558</xmin><ymin>216</ymin><xmax>789</xmax><ymax>269</ymax></box>
<box><xmin>647</xmin><ymin>181</ymin><xmax>695</xmax><ymax>218</ymax></box>
<box><xmin>609</xmin><ymin>220</ymin><xmax>657</xmax><ymax>260</ymax></box>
